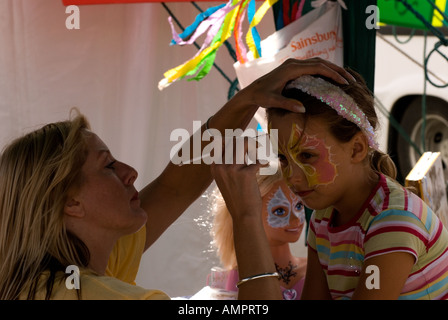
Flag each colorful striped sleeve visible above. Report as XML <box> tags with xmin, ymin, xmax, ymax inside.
<box><xmin>364</xmin><ymin>209</ymin><xmax>428</xmax><ymax>262</ymax></box>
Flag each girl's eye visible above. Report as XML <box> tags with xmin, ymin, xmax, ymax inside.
<box><xmin>106</xmin><ymin>160</ymin><xmax>117</xmax><ymax>170</ymax></box>
<box><xmin>298</xmin><ymin>152</ymin><xmax>315</xmax><ymax>162</ymax></box>
<box><xmin>272</xmin><ymin>207</ymin><xmax>287</xmax><ymax>217</ymax></box>
<box><xmin>295</xmin><ymin>202</ymin><xmax>304</xmax><ymax>211</ymax></box>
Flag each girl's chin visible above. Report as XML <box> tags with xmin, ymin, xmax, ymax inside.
<box><xmin>302</xmin><ymin>199</ymin><xmax>329</xmax><ymax>211</ymax></box>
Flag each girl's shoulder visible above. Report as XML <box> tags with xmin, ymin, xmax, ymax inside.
<box><xmin>367</xmin><ymin>175</ymin><xmax>446</xmax><ymax>242</ymax></box>
<box><xmin>370</xmin><ymin>174</ymin><xmax>430</xmax><ymax>218</ymax></box>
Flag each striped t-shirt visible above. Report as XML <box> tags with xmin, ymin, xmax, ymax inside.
<box><xmin>307</xmin><ymin>174</ymin><xmax>448</xmax><ymax>300</ymax></box>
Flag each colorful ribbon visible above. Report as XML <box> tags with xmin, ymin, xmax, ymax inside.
<box><xmin>159</xmin><ymin>0</ymin><xmax>282</xmax><ymax>90</ymax></box>
<box><xmin>169</xmin><ymin>3</ymin><xmax>226</xmax><ymax>46</ymax></box>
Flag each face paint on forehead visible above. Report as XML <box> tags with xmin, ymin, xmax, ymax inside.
<box><xmin>266</xmin><ymin>187</ymin><xmax>292</xmax><ymax>228</ymax></box>
<box><xmin>279</xmin><ymin>123</ymin><xmax>338</xmax><ymax>188</ymax></box>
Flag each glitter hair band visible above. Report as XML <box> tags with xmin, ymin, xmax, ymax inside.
<box><xmin>285</xmin><ymin>75</ymin><xmax>379</xmax><ymax>150</ymax></box>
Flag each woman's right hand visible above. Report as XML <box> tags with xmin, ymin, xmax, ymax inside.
<box><xmin>210</xmin><ymin>157</ymin><xmax>263</xmax><ymax>223</ymax></box>
<box><xmin>210</xmin><ymin>138</ymin><xmax>282</xmax><ymax>300</ymax></box>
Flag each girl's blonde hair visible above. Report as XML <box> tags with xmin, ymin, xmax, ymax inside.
<box><xmin>267</xmin><ymin>68</ymin><xmax>397</xmax><ymax>181</ymax></box>
<box><xmin>0</xmin><ymin>110</ymin><xmax>91</xmax><ymax>299</ymax></box>
<box><xmin>211</xmin><ymin>165</ymin><xmax>284</xmax><ymax>270</ymax></box>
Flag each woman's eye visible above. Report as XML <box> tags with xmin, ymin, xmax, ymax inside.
<box><xmin>295</xmin><ymin>202</ymin><xmax>304</xmax><ymax>211</ymax></box>
<box><xmin>272</xmin><ymin>207</ymin><xmax>287</xmax><ymax>217</ymax></box>
<box><xmin>278</xmin><ymin>154</ymin><xmax>288</xmax><ymax>167</ymax></box>
<box><xmin>106</xmin><ymin>160</ymin><xmax>117</xmax><ymax>170</ymax></box>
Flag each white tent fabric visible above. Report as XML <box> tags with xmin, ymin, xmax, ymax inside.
<box><xmin>0</xmin><ymin>0</ymin><xmax>305</xmax><ymax>298</ymax></box>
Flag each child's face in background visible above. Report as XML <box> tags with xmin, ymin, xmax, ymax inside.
<box><xmin>269</xmin><ymin>112</ymin><xmax>354</xmax><ymax>211</ymax></box>
<box><xmin>261</xmin><ymin>180</ymin><xmax>305</xmax><ymax>245</ymax></box>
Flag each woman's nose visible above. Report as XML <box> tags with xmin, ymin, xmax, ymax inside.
<box><xmin>118</xmin><ymin>162</ymin><xmax>138</xmax><ymax>185</ymax></box>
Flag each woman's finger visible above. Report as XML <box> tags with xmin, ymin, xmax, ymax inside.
<box><xmin>244</xmin><ymin>58</ymin><xmax>355</xmax><ymax>113</ymax></box>
<box><xmin>280</xmin><ymin>58</ymin><xmax>356</xmax><ymax>85</ymax></box>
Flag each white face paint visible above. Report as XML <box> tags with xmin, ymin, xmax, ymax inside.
<box><xmin>266</xmin><ymin>187</ymin><xmax>305</xmax><ymax>228</ymax></box>
<box><xmin>292</xmin><ymin>194</ymin><xmax>306</xmax><ymax>224</ymax></box>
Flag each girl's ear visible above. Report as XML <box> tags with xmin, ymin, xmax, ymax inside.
<box><xmin>351</xmin><ymin>132</ymin><xmax>369</xmax><ymax>164</ymax></box>
<box><xmin>64</xmin><ymin>197</ymin><xmax>85</xmax><ymax>218</ymax></box>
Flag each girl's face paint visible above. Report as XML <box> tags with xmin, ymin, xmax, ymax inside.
<box><xmin>265</xmin><ymin>184</ymin><xmax>305</xmax><ymax>229</ymax></box>
<box><xmin>279</xmin><ymin>123</ymin><xmax>338</xmax><ymax>188</ymax></box>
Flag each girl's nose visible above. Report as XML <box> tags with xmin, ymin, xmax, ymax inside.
<box><xmin>285</xmin><ymin>163</ymin><xmax>307</xmax><ymax>187</ymax></box>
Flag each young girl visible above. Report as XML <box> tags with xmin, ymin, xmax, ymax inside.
<box><xmin>210</xmin><ymin>167</ymin><xmax>307</xmax><ymax>300</ymax></box>
<box><xmin>266</xmin><ymin>70</ymin><xmax>448</xmax><ymax>300</ymax></box>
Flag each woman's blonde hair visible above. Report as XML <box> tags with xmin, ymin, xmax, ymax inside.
<box><xmin>211</xmin><ymin>165</ymin><xmax>284</xmax><ymax>270</ymax></box>
<box><xmin>0</xmin><ymin>110</ymin><xmax>91</xmax><ymax>299</ymax></box>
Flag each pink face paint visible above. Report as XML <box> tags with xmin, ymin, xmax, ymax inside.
<box><xmin>280</xmin><ymin>123</ymin><xmax>338</xmax><ymax>188</ymax></box>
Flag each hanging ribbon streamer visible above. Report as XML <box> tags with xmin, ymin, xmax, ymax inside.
<box><xmin>159</xmin><ymin>0</ymin><xmax>239</xmax><ymax>89</ymax></box>
<box><xmin>246</xmin><ymin>0</ymin><xmax>263</xmax><ymax>59</ymax></box>
<box><xmin>233</xmin><ymin>0</ymin><xmax>250</xmax><ymax>63</ymax></box>
<box><xmin>169</xmin><ymin>3</ymin><xmax>226</xmax><ymax>46</ymax></box>
<box><xmin>169</xmin><ymin>2</ymin><xmax>235</xmax><ymax>49</ymax></box>
<box><xmin>159</xmin><ymin>0</ymin><xmax>280</xmax><ymax>90</ymax></box>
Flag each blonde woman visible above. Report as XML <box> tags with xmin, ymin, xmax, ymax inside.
<box><xmin>210</xmin><ymin>167</ymin><xmax>307</xmax><ymax>300</ymax></box>
<box><xmin>0</xmin><ymin>58</ymin><xmax>354</xmax><ymax>299</ymax></box>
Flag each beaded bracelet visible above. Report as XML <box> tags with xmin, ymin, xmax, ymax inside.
<box><xmin>236</xmin><ymin>272</ymin><xmax>279</xmax><ymax>288</ymax></box>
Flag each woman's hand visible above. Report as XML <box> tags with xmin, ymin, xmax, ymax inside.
<box><xmin>229</xmin><ymin>57</ymin><xmax>356</xmax><ymax>114</ymax></box>
<box><xmin>211</xmin><ymin>159</ymin><xmax>263</xmax><ymax>222</ymax></box>
<box><xmin>211</xmin><ymin>138</ymin><xmax>282</xmax><ymax>300</ymax></box>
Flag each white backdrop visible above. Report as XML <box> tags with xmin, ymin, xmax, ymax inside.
<box><xmin>0</xmin><ymin>0</ymin><xmax>306</xmax><ymax>297</ymax></box>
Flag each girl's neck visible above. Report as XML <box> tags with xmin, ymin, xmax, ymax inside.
<box><xmin>332</xmin><ymin>171</ymin><xmax>380</xmax><ymax>227</ymax></box>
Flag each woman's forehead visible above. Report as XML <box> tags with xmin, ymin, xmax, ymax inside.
<box><xmin>84</xmin><ymin>131</ymin><xmax>109</xmax><ymax>151</ymax></box>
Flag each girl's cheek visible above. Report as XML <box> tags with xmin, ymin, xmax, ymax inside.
<box><xmin>308</xmin><ymin>141</ymin><xmax>338</xmax><ymax>186</ymax></box>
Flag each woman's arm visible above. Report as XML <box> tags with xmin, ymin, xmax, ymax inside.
<box><xmin>210</xmin><ymin>153</ymin><xmax>281</xmax><ymax>299</ymax></box>
<box><xmin>300</xmin><ymin>246</ymin><xmax>332</xmax><ymax>300</ymax></box>
<box><xmin>140</xmin><ymin>58</ymin><xmax>356</xmax><ymax>249</ymax></box>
